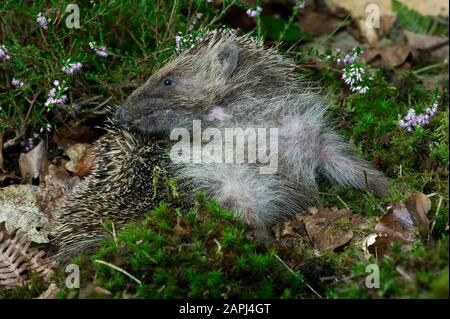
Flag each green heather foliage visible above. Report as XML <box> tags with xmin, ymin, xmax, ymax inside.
<box><xmin>0</xmin><ymin>0</ymin><xmax>448</xmax><ymax>299</ymax></box>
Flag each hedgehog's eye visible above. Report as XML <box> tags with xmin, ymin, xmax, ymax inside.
<box><xmin>163</xmin><ymin>79</ymin><xmax>175</xmax><ymax>87</ymax></box>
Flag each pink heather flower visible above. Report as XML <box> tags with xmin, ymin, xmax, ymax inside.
<box><xmin>246</xmin><ymin>6</ymin><xmax>262</xmax><ymax>18</ymax></box>
<box><xmin>89</xmin><ymin>42</ymin><xmax>109</xmax><ymax>57</ymax></box>
<box><xmin>343</xmin><ymin>54</ymin><xmax>356</xmax><ymax>65</ymax></box>
<box><xmin>48</xmin><ymin>88</ymin><xmax>56</xmax><ymax>97</ymax></box>
<box><xmin>0</xmin><ymin>45</ymin><xmax>11</xmax><ymax>61</ymax></box>
<box><xmin>62</xmin><ymin>62</ymin><xmax>83</xmax><ymax>75</ymax></box>
<box><xmin>36</xmin><ymin>12</ymin><xmax>50</xmax><ymax>29</ymax></box>
<box><xmin>11</xmin><ymin>78</ymin><xmax>24</xmax><ymax>88</ymax></box>
<box><xmin>45</xmin><ymin>80</ymin><xmax>69</xmax><ymax>109</ymax></box>
<box><xmin>94</xmin><ymin>46</ymin><xmax>109</xmax><ymax>57</ymax></box>
<box><xmin>399</xmin><ymin>96</ymin><xmax>440</xmax><ymax>132</ymax></box>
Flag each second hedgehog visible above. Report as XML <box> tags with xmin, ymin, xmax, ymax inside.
<box><xmin>49</xmin><ymin>120</ymin><xmax>177</xmax><ymax>258</ymax></box>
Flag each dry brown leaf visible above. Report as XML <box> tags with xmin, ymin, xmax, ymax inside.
<box><xmin>301</xmin><ymin>207</ymin><xmax>354</xmax><ymax>251</ymax></box>
<box><xmin>362</xmin><ymin>232</ymin><xmax>390</xmax><ymax>259</ymax></box>
<box><xmin>297</xmin><ymin>11</ymin><xmax>342</xmax><ymax>37</ymax></box>
<box><xmin>53</xmin><ymin>123</ymin><xmax>95</xmax><ymax>151</ymax></box>
<box><xmin>404</xmin><ymin>192</ymin><xmax>431</xmax><ymax>234</ymax></box>
<box><xmin>404</xmin><ymin>30</ymin><xmax>449</xmax><ymax>61</ymax></box>
<box><xmin>64</xmin><ymin>143</ymin><xmax>94</xmax><ymax>176</ymax></box>
<box><xmin>19</xmin><ymin>140</ymin><xmax>48</xmax><ymax>184</ymax></box>
<box><xmin>272</xmin><ymin>206</ymin><xmax>372</xmax><ymax>251</ymax></box>
<box><xmin>374</xmin><ymin>202</ymin><xmax>417</xmax><ymax>242</ymax></box>
<box><xmin>363</xmin><ymin>192</ymin><xmax>431</xmax><ymax>258</ymax></box>
<box><xmin>363</xmin><ymin>46</ymin><xmax>413</xmax><ymax>67</ymax></box>
<box><xmin>272</xmin><ymin>219</ymin><xmax>304</xmax><ymax>247</ymax></box>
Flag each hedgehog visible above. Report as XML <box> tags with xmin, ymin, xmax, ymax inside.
<box><xmin>115</xmin><ymin>30</ymin><xmax>391</xmax><ymax>234</ymax></box>
<box><xmin>48</xmin><ymin>119</ymin><xmax>177</xmax><ymax>260</ymax></box>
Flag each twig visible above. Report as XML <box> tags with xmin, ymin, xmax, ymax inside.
<box><xmin>24</xmin><ymin>92</ymin><xmax>40</xmax><ymax>125</ymax></box>
<box><xmin>274</xmin><ymin>254</ymin><xmax>323</xmax><ymax>299</ymax></box>
<box><xmin>76</xmin><ymin>95</ymin><xmax>104</xmax><ymax>106</ymax></box>
<box><xmin>395</xmin><ymin>266</ymin><xmax>413</xmax><ymax>282</ymax></box>
<box><xmin>214</xmin><ymin>238</ymin><xmax>222</xmax><ymax>254</ymax></box>
<box><xmin>112</xmin><ymin>222</ymin><xmax>118</xmax><ymax>248</ymax></box>
<box><xmin>162</xmin><ymin>0</ymin><xmax>178</xmax><ymax>45</ymax></box>
<box><xmin>363</xmin><ymin>170</ymin><xmax>369</xmax><ymax>193</ymax></box>
<box><xmin>94</xmin><ymin>260</ymin><xmax>142</xmax><ymax>285</ymax></box>
<box><xmin>413</xmin><ymin>60</ymin><xmax>449</xmax><ymax>75</ymax></box>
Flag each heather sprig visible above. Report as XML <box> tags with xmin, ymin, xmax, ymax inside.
<box><xmin>44</xmin><ymin>80</ymin><xmax>68</xmax><ymax>110</ymax></box>
<box><xmin>399</xmin><ymin>94</ymin><xmax>440</xmax><ymax>132</ymax></box>
<box><xmin>327</xmin><ymin>47</ymin><xmax>372</xmax><ymax>94</ymax></box>
<box><xmin>11</xmin><ymin>78</ymin><xmax>24</xmax><ymax>88</ymax></box>
<box><xmin>174</xmin><ymin>27</ymin><xmax>238</xmax><ymax>53</ymax></box>
<box><xmin>175</xmin><ymin>31</ymin><xmax>205</xmax><ymax>52</ymax></box>
<box><xmin>0</xmin><ymin>45</ymin><xmax>11</xmax><ymax>61</ymax></box>
<box><xmin>36</xmin><ymin>12</ymin><xmax>50</xmax><ymax>29</ymax></box>
<box><xmin>89</xmin><ymin>42</ymin><xmax>109</xmax><ymax>57</ymax></box>
<box><xmin>246</xmin><ymin>6</ymin><xmax>262</xmax><ymax>18</ymax></box>
<box><xmin>62</xmin><ymin>60</ymin><xmax>83</xmax><ymax>75</ymax></box>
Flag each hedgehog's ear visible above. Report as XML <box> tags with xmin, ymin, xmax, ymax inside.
<box><xmin>217</xmin><ymin>42</ymin><xmax>239</xmax><ymax>79</ymax></box>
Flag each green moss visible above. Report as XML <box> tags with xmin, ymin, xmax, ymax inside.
<box><xmin>61</xmin><ymin>200</ymin><xmax>311</xmax><ymax>298</ymax></box>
